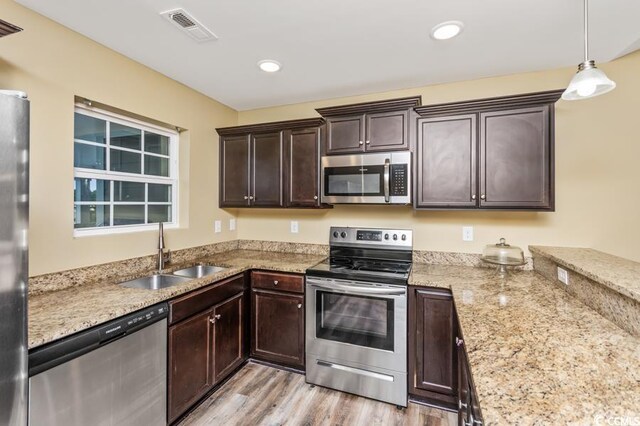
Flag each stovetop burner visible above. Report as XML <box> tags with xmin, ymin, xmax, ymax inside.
<box><xmin>306</xmin><ymin>226</ymin><xmax>414</xmax><ymax>286</ymax></box>
<box><xmin>329</xmin><ymin>257</ymin><xmax>412</xmax><ymax>275</ymax></box>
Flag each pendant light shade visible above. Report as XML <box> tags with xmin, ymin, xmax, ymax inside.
<box><xmin>562</xmin><ymin>61</ymin><xmax>616</xmax><ymax>100</ymax></box>
<box><xmin>562</xmin><ymin>0</ymin><xmax>615</xmax><ymax>101</ymax></box>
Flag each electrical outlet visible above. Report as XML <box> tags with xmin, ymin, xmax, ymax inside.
<box><xmin>557</xmin><ymin>267</ymin><xmax>569</xmax><ymax>285</ymax></box>
<box><xmin>229</xmin><ymin>219</ymin><xmax>236</xmax><ymax>231</ymax></box>
<box><xmin>462</xmin><ymin>226</ymin><xmax>474</xmax><ymax>242</ymax></box>
<box><xmin>290</xmin><ymin>221</ymin><xmax>299</xmax><ymax>234</ymax></box>
<box><xmin>214</xmin><ymin>220</ymin><xmax>222</xmax><ymax>233</ymax></box>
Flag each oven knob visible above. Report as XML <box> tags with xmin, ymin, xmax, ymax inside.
<box><xmin>384</xmin><ymin>233</ymin><xmax>389</xmax><ymax>240</ymax></box>
<box><xmin>333</xmin><ymin>231</ymin><xmax>339</xmax><ymax>238</ymax></box>
<box><xmin>340</xmin><ymin>231</ymin><xmax>347</xmax><ymax>238</ymax></box>
<box><xmin>401</xmin><ymin>234</ymin><xmax>406</xmax><ymax>241</ymax></box>
<box><xmin>393</xmin><ymin>234</ymin><xmax>398</xmax><ymax>241</ymax></box>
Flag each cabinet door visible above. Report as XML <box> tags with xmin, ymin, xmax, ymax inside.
<box><xmin>213</xmin><ymin>293</ymin><xmax>244</xmax><ymax>383</ymax></box>
<box><xmin>251</xmin><ymin>289</ymin><xmax>304</xmax><ymax>368</ymax></box>
<box><xmin>479</xmin><ymin>106</ymin><xmax>552</xmax><ymax>209</ymax></box>
<box><xmin>365</xmin><ymin>110</ymin><xmax>409</xmax><ymax>152</ymax></box>
<box><xmin>284</xmin><ymin>127</ymin><xmax>322</xmax><ymax>207</ymax></box>
<box><xmin>251</xmin><ymin>132</ymin><xmax>283</xmax><ymax>207</ymax></box>
<box><xmin>326</xmin><ymin>115</ymin><xmax>365</xmax><ymax>154</ymax></box>
<box><xmin>409</xmin><ymin>288</ymin><xmax>457</xmax><ymax>406</ymax></box>
<box><xmin>220</xmin><ymin>135</ymin><xmax>250</xmax><ymax>207</ymax></box>
<box><xmin>457</xmin><ymin>336</ymin><xmax>471</xmax><ymax>426</ymax></box>
<box><xmin>416</xmin><ymin>115</ymin><xmax>477</xmax><ymax>208</ymax></box>
<box><xmin>168</xmin><ymin>309</ymin><xmax>214</xmax><ymax>423</ymax></box>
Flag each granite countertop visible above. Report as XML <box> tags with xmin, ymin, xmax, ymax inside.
<box><xmin>529</xmin><ymin>246</ymin><xmax>640</xmax><ymax>303</ymax></box>
<box><xmin>28</xmin><ymin>250</ymin><xmax>325</xmax><ymax>349</ymax></box>
<box><xmin>409</xmin><ymin>264</ymin><xmax>640</xmax><ymax>425</ymax></box>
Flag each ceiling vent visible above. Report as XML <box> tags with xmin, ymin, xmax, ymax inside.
<box><xmin>160</xmin><ymin>8</ymin><xmax>217</xmax><ymax>42</ymax></box>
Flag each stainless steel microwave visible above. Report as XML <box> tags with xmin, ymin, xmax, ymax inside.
<box><xmin>321</xmin><ymin>152</ymin><xmax>411</xmax><ymax>204</ymax></box>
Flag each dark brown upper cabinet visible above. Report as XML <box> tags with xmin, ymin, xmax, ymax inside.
<box><xmin>316</xmin><ymin>96</ymin><xmax>421</xmax><ymax>155</ymax></box>
<box><xmin>251</xmin><ymin>131</ymin><xmax>284</xmax><ymax>207</ymax></box>
<box><xmin>414</xmin><ymin>90</ymin><xmax>562</xmax><ymax>211</ymax></box>
<box><xmin>220</xmin><ymin>135</ymin><xmax>251</xmax><ymax>207</ymax></box>
<box><xmin>219</xmin><ymin>129</ymin><xmax>282</xmax><ymax>208</ymax></box>
<box><xmin>284</xmin><ymin>126</ymin><xmax>323</xmax><ymax>207</ymax></box>
<box><xmin>217</xmin><ymin>118</ymin><xmax>329</xmax><ymax>209</ymax></box>
<box><xmin>417</xmin><ymin>114</ymin><xmax>477</xmax><ymax>208</ymax></box>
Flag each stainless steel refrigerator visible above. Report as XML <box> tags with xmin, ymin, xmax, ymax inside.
<box><xmin>0</xmin><ymin>90</ymin><xmax>29</xmax><ymax>425</ymax></box>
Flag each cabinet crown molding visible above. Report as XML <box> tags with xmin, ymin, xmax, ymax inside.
<box><xmin>0</xmin><ymin>19</ymin><xmax>22</xmax><ymax>38</ymax></box>
<box><xmin>415</xmin><ymin>89</ymin><xmax>563</xmax><ymax>117</ymax></box>
<box><xmin>316</xmin><ymin>96</ymin><xmax>422</xmax><ymax>117</ymax></box>
<box><xmin>216</xmin><ymin>117</ymin><xmax>325</xmax><ymax>136</ymax></box>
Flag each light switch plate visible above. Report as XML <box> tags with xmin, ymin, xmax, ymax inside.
<box><xmin>229</xmin><ymin>219</ymin><xmax>236</xmax><ymax>231</ymax></box>
<box><xmin>214</xmin><ymin>220</ymin><xmax>222</xmax><ymax>233</ymax></box>
<box><xmin>557</xmin><ymin>267</ymin><xmax>569</xmax><ymax>285</ymax></box>
<box><xmin>290</xmin><ymin>221</ymin><xmax>299</xmax><ymax>233</ymax></box>
<box><xmin>462</xmin><ymin>226</ymin><xmax>474</xmax><ymax>242</ymax></box>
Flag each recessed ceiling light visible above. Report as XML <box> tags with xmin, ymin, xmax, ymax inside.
<box><xmin>430</xmin><ymin>21</ymin><xmax>464</xmax><ymax>40</ymax></box>
<box><xmin>258</xmin><ymin>60</ymin><xmax>282</xmax><ymax>73</ymax></box>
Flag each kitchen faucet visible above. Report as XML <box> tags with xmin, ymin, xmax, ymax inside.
<box><xmin>157</xmin><ymin>222</ymin><xmax>171</xmax><ymax>272</ymax></box>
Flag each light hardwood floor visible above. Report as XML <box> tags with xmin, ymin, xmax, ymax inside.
<box><xmin>178</xmin><ymin>362</ymin><xmax>457</xmax><ymax>426</ymax></box>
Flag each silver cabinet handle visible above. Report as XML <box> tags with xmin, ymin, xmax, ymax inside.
<box><xmin>297</xmin><ymin>303</ymin><xmax>302</xmax><ymax>309</ymax></box>
<box><xmin>383</xmin><ymin>158</ymin><xmax>390</xmax><ymax>203</ymax></box>
<box><xmin>459</xmin><ymin>399</ymin><xmax>468</xmax><ymax>409</ymax></box>
<box><xmin>358</xmin><ymin>140</ymin><xmax>363</xmax><ymax>145</ymax></box>
<box><xmin>365</xmin><ymin>140</ymin><xmax>370</xmax><ymax>145</ymax></box>
<box><xmin>273</xmin><ymin>280</ymin><xmax>279</xmax><ymax>285</ymax></box>
<box><xmin>456</xmin><ymin>337</ymin><xmax>464</xmax><ymax>347</ymax></box>
<box><xmin>471</xmin><ymin>194</ymin><xmax>476</xmax><ymax>200</ymax></box>
<box><xmin>244</xmin><ymin>195</ymin><xmax>248</xmax><ymax>200</ymax></box>
<box><xmin>480</xmin><ymin>194</ymin><xmax>486</xmax><ymax>200</ymax></box>
<box><xmin>249</xmin><ymin>195</ymin><xmax>254</xmax><ymax>200</ymax></box>
<box><xmin>209</xmin><ymin>317</ymin><xmax>216</xmax><ymax>324</ymax></box>
<box><xmin>313</xmin><ymin>195</ymin><xmax>318</xmax><ymax>200</ymax></box>
<box><xmin>215</xmin><ymin>314</ymin><xmax>221</xmax><ymax>320</ymax></box>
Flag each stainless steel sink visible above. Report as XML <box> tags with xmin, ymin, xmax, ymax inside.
<box><xmin>171</xmin><ymin>265</ymin><xmax>226</xmax><ymax>279</ymax></box>
<box><xmin>119</xmin><ymin>273</ymin><xmax>192</xmax><ymax>290</ymax></box>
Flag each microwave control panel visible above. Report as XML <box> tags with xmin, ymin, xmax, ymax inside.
<box><xmin>390</xmin><ymin>164</ymin><xmax>408</xmax><ymax>196</ymax></box>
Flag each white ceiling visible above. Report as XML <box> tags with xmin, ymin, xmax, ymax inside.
<box><xmin>15</xmin><ymin>0</ymin><xmax>640</xmax><ymax>110</ymax></box>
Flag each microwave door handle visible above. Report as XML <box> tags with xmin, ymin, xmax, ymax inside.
<box><xmin>384</xmin><ymin>158</ymin><xmax>390</xmax><ymax>203</ymax></box>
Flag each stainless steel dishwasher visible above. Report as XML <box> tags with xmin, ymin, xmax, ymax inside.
<box><xmin>28</xmin><ymin>302</ymin><xmax>168</xmax><ymax>426</ymax></box>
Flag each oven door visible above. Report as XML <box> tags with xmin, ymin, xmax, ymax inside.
<box><xmin>305</xmin><ymin>277</ymin><xmax>407</xmax><ymax>370</ymax></box>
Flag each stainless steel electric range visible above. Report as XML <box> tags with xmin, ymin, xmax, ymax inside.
<box><xmin>305</xmin><ymin>226</ymin><xmax>413</xmax><ymax>407</ymax></box>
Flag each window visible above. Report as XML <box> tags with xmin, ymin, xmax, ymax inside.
<box><xmin>73</xmin><ymin>106</ymin><xmax>178</xmax><ymax>235</ymax></box>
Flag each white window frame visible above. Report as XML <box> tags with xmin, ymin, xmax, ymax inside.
<box><xmin>73</xmin><ymin>105</ymin><xmax>179</xmax><ymax>237</ymax></box>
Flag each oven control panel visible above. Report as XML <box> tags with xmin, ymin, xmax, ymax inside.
<box><xmin>330</xmin><ymin>227</ymin><xmax>413</xmax><ymax>249</ymax></box>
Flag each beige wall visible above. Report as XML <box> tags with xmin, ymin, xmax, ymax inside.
<box><xmin>3</xmin><ymin>0</ymin><xmax>639</xmax><ymax>275</ymax></box>
<box><xmin>237</xmin><ymin>52</ymin><xmax>640</xmax><ymax>262</ymax></box>
<box><xmin>0</xmin><ymin>0</ymin><xmax>239</xmax><ymax>276</ymax></box>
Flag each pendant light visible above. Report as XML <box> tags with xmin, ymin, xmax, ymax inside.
<box><xmin>562</xmin><ymin>0</ymin><xmax>616</xmax><ymax>101</ymax></box>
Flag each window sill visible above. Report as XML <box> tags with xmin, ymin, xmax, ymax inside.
<box><xmin>73</xmin><ymin>223</ymin><xmax>179</xmax><ymax>238</ymax></box>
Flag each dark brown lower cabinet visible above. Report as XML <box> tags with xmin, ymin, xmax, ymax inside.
<box><xmin>168</xmin><ymin>309</ymin><xmax>213</xmax><ymax>423</ymax></box>
<box><xmin>168</xmin><ymin>274</ymin><xmax>247</xmax><ymax>423</ymax></box>
<box><xmin>456</xmin><ymin>320</ymin><xmax>483</xmax><ymax>425</ymax></box>
<box><xmin>213</xmin><ymin>293</ymin><xmax>245</xmax><ymax>382</ymax></box>
<box><xmin>408</xmin><ymin>287</ymin><xmax>457</xmax><ymax>408</ymax></box>
<box><xmin>251</xmin><ymin>271</ymin><xmax>304</xmax><ymax>369</ymax></box>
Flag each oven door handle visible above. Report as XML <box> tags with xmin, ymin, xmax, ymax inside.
<box><xmin>383</xmin><ymin>158</ymin><xmax>390</xmax><ymax>203</ymax></box>
<box><xmin>308</xmin><ymin>282</ymin><xmax>405</xmax><ymax>296</ymax></box>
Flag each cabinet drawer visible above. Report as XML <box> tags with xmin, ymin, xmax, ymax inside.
<box><xmin>251</xmin><ymin>271</ymin><xmax>304</xmax><ymax>294</ymax></box>
<box><xmin>170</xmin><ymin>274</ymin><xmax>245</xmax><ymax>325</ymax></box>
